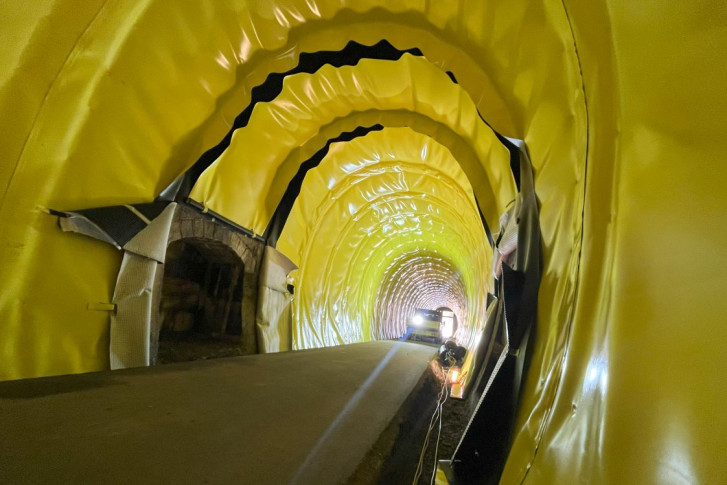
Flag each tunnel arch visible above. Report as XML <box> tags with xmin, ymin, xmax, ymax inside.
<box><xmin>154</xmin><ymin>206</ymin><xmax>265</xmax><ymax>359</ymax></box>
<box><xmin>2</xmin><ymin>1</ymin><xmax>583</xmax><ymax>212</ymax></box>
<box><xmin>375</xmin><ymin>254</ymin><xmax>467</xmax><ymax>341</ymax></box>
<box><xmin>1</xmin><ymin>7</ymin><xmax>587</xmax><ymax>485</ymax></box>
<box><xmin>1</xmin><ymin>2</ymin><xmax>587</xmax><ymax>405</ymax></box>
<box><xmin>190</xmin><ymin>53</ymin><xmax>515</xmax><ymax>234</ymax></box>
<box><xmin>276</xmin><ymin>127</ymin><xmax>484</xmax><ymax>264</ymax></box>
<box><xmin>287</xmin><ymin>195</ymin><xmax>488</xmax><ymax>347</ymax></box>
<box><xmin>156</xmin><ymin>237</ymin><xmax>246</xmax><ymax>363</ymax></box>
<box><xmin>265</xmin><ymin>109</ymin><xmax>508</xmax><ymax>242</ymax></box>
<box><xmin>276</xmin><ymin>127</ymin><xmax>489</xmax><ymax>348</ymax></box>
<box><xmin>14</xmin><ymin>0</ymin><xmax>720</xmax><ymax>483</ymax></box>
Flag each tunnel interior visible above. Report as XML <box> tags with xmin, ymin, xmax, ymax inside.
<box><xmin>2</xmin><ymin>1</ymin><xmax>726</xmax><ymax>483</ymax></box>
<box><xmin>157</xmin><ymin>238</ymin><xmax>245</xmax><ymax>364</ymax></box>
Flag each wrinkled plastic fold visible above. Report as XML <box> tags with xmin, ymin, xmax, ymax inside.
<box><xmin>190</xmin><ymin>54</ymin><xmax>513</xmax><ymax>235</ymax></box>
<box><xmin>2</xmin><ymin>0</ymin><xmax>726</xmax><ymax>483</ymax></box>
<box><xmin>276</xmin><ymin>128</ymin><xmax>491</xmax><ymax>350</ymax></box>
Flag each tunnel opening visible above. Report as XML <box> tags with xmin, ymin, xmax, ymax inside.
<box><xmin>372</xmin><ymin>251</ymin><xmax>471</xmax><ymax>344</ymax></box>
<box><xmin>156</xmin><ymin>238</ymin><xmax>245</xmax><ymax>364</ymax></box>
<box><xmin>437</xmin><ymin>307</ymin><xmax>458</xmax><ymax>340</ymax></box>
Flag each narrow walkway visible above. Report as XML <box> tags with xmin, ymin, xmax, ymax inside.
<box><xmin>0</xmin><ymin>341</ymin><xmax>436</xmax><ymax>484</ymax></box>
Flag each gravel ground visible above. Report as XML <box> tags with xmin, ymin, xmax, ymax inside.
<box><xmin>156</xmin><ymin>334</ymin><xmax>245</xmax><ymax>364</ymax></box>
<box><xmin>413</xmin><ymin>382</ymin><xmax>473</xmax><ymax>484</ymax></box>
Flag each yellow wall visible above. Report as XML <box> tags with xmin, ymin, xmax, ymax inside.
<box><xmin>1</xmin><ymin>0</ymin><xmax>725</xmax><ymax>482</ymax></box>
<box><xmin>502</xmin><ymin>2</ymin><xmax>727</xmax><ymax>482</ymax></box>
<box><xmin>276</xmin><ymin>127</ymin><xmax>491</xmax><ymax>349</ymax></box>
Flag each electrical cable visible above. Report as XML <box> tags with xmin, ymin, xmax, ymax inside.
<box><xmin>412</xmin><ymin>383</ymin><xmax>443</xmax><ymax>483</ymax></box>
<box><xmin>430</xmin><ymin>381</ymin><xmax>449</xmax><ymax>485</ymax></box>
<box><xmin>412</xmin><ymin>370</ymin><xmax>449</xmax><ymax>484</ymax></box>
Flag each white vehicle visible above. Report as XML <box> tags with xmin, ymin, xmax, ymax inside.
<box><xmin>406</xmin><ymin>309</ymin><xmax>443</xmax><ymax>344</ymax></box>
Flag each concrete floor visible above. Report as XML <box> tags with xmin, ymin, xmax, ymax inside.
<box><xmin>0</xmin><ymin>341</ymin><xmax>436</xmax><ymax>484</ymax></box>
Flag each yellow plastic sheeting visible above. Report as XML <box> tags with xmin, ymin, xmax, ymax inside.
<box><xmin>278</xmin><ymin>127</ymin><xmax>481</xmax><ymax>264</ymax></box>
<box><xmin>18</xmin><ymin>0</ymin><xmax>727</xmax><ymax>483</ymax></box>
<box><xmin>3</xmin><ymin>0</ymin><xmax>564</xmax><ymax>213</ymax></box>
<box><xmin>190</xmin><ymin>54</ymin><xmax>514</xmax><ymax>235</ymax></box>
<box><xmin>276</xmin><ymin>128</ymin><xmax>490</xmax><ymax>349</ymax></box>
<box><xmin>1</xmin><ymin>0</ymin><xmax>582</xmax><ymax>389</ymax></box>
<box><xmin>294</xmin><ymin>216</ymin><xmax>488</xmax><ymax>349</ymax></box>
<box><xmin>272</xmin><ymin>109</ymin><xmax>505</xmax><ymax>234</ymax></box>
<box><xmin>374</xmin><ymin>253</ymin><xmax>468</xmax><ymax>339</ymax></box>
<box><xmin>498</xmin><ymin>2</ymin><xmax>727</xmax><ymax>483</ymax></box>
<box><xmin>0</xmin><ymin>216</ymin><xmax>119</xmax><ymax>380</ymax></box>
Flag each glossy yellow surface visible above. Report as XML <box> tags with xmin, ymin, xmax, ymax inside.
<box><xmin>270</xmin><ymin>108</ymin><xmax>509</xmax><ymax>233</ymax></box>
<box><xmin>276</xmin><ymin>127</ymin><xmax>491</xmax><ymax>349</ymax></box>
<box><xmin>190</xmin><ymin>54</ymin><xmax>513</xmax><ymax>235</ymax></box>
<box><xmin>1</xmin><ymin>0</ymin><xmax>726</xmax><ymax>482</ymax></box>
<box><xmin>500</xmin><ymin>2</ymin><xmax>727</xmax><ymax>483</ymax></box>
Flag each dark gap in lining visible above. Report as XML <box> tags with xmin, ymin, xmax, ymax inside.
<box><xmin>264</xmin><ymin>122</ymin><xmax>495</xmax><ymax>248</ymax></box>
<box><xmin>174</xmin><ymin>38</ymin><xmax>515</xmax><ymax>245</ymax></box>
<box><xmin>264</xmin><ymin>124</ymin><xmax>385</xmax><ymax>246</ymax></box>
<box><xmin>495</xmin><ymin>135</ymin><xmax>521</xmax><ymax>192</ymax></box>
<box><xmin>180</xmin><ymin>41</ymin><xmax>422</xmax><ymax>194</ymax></box>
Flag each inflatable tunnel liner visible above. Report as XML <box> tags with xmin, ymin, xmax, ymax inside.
<box><xmin>443</xmin><ymin>140</ymin><xmax>541</xmax><ymax>483</ymax></box>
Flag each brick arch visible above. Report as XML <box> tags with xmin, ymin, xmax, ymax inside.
<box><xmin>150</xmin><ymin>204</ymin><xmax>265</xmax><ymax>363</ymax></box>
<box><xmin>168</xmin><ymin>206</ymin><xmax>261</xmax><ymax>274</ymax></box>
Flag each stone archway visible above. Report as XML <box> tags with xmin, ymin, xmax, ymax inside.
<box><xmin>150</xmin><ymin>205</ymin><xmax>264</xmax><ymax>364</ymax></box>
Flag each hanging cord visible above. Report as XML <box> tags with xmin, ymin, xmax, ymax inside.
<box><xmin>429</xmin><ymin>379</ymin><xmax>449</xmax><ymax>485</ymax></box>
<box><xmin>412</xmin><ymin>371</ymin><xmax>449</xmax><ymax>484</ymax></box>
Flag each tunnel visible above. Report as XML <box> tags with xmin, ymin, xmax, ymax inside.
<box><xmin>1</xmin><ymin>1</ymin><xmax>726</xmax><ymax>483</ymax></box>
<box><xmin>157</xmin><ymin>237</ymin><xmax>246</xmax><ymax>364</ymax></box>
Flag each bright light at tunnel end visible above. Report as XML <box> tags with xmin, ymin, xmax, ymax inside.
<box><xmin>441</xmin><ymin>319</ymin><xmax>454</xmax><ymax>338</ymax></box>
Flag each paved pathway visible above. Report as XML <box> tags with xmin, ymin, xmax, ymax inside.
<box><xmin>0</xmin><ymin>341</ymin><xmax>436</xmax><ymax>484</ymax></box>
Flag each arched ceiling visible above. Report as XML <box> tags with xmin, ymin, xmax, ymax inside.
<box><xmin>275</xmin><ymin>127</ymin><xmax>490</xmax><ymax>349</ymax></box>
<box><xmin>5</xmin><ymin>0</ymin><xmax>726</xmax><ymax>483</ymax></box>
<box><xmin>0</xmin><ymin>1</ymin><xmax>587</xmax><ymax>480</ymax></box>
<box><xmin>189</xmin><ymin>53</ymin><xmax>514</xmax><ymax>234</ymax></box>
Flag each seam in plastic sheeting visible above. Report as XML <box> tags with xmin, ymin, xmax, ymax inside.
<box><xmin>510</xmin><ymin>4</ymin><xmax>591</xmax><ymax>475</ymax></box>
<box><xmin>182</xmin><ymin>40</ymin><xmax>422</xmax><ymax>193</ymax></box>
<box><xmin>190</xmin><ymin>54</ymin><xmax>514</xmax><ymax>235</ymax></box>
<box><xmin>277</xmin><ymin>127</ymin><xmax>490</xmax><ymax>351</ymax></box>
<box><xmin>268</xmin><ymin>109</ymin><xmax>504</xmax><ymax>239</ymax></box>
<box><xmin>264</xmin><ymin>124</ymin><xmax>385</xmax><ymax>245</ymax></box>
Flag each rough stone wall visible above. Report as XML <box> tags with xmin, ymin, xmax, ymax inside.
<box><xmin>168</xmin><ymin>205</ymin><xmax>264</xmax><ymax>275</ymax></box>
<box><xmin>150</xmin><ymin>204</ymin><xmax>265</xmax><ymax>361</ymax></box>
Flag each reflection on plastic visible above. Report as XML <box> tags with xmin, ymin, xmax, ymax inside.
<box><xmin>190</xmin><ymin>55</ymin><xmax>513</xmax><ymax>235</ymax></box>
<box><xmin>276</xmin><ymin>128</ymin><xmax>492</xmax><ymax>353</ymax></box>
<box><xmin>2</xmin><ymin>1</ymin><xmax>727</xmax><ymax>483</ymax></box>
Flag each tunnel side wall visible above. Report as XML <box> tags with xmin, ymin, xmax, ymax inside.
<box><xmin>0</xmin><ymin>1</ymin><xmax>726</xmax><ymax>483</ymax></box>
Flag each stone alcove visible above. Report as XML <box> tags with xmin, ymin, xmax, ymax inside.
<box><xmin>150</xmin><ymin>205</ymin><xmax>264</xmax><ymax>364</ymax></box>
